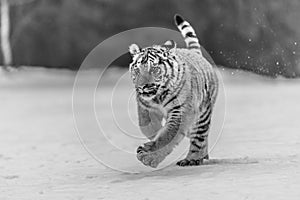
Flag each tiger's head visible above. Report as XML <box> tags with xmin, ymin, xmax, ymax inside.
<box><xmin>129</xmin><ymin>40</ymin><xmax>178</xmax><ymax>100</ymax></box>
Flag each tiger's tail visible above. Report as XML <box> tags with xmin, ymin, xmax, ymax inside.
<box><xmin>174</xmin><ymin>14</ymin><xmax>202</xmax><ymax>55</ymax></box>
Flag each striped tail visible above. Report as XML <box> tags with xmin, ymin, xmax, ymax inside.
<box><xmin>174</xmin><ymin>14</ymin><xmax>202</xmax><ymax>55</ymax></box>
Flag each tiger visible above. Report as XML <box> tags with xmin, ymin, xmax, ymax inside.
<box><xmin>128</xmin><ymin>14</ymin><xmax>218</xmax><ymax>168</ymax></box>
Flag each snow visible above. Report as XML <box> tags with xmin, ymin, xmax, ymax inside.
<box><xmin>0</xmin><ymin>67</ymin><xmax>300</xmax><ymax>199</ymax></box>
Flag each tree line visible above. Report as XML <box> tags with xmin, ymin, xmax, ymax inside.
<box><xmin>1</xmin><ymin>0</ymin><xmax>300</xmax><ymax>77</ymax></box>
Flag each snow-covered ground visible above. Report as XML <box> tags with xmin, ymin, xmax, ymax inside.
<box><xmin>0</xmin><ymin>67</ymin><xmax>299</xmax><ymax>200</ymax></box>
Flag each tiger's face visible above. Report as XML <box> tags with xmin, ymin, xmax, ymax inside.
<box><xmin>129</xmin><ymin>40</ymin><xmax>177</xmax><ymax>100</ymax></box>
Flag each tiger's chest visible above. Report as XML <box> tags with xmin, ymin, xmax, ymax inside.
<box><xmin>138</xmin><ymin>95</ymin><xmax>168</xmax><ymax>117</ymax></box>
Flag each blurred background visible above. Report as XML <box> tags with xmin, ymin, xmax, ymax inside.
<box><xmin>1</xmin><ymin>0</ymin><xmax>300</xmax><ymax>77</ymax></box>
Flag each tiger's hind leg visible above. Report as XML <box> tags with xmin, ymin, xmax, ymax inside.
<box><xmin>177</xmin><ymin>105</ymin><xmax>211</xmax><ymax>167</ymax></box>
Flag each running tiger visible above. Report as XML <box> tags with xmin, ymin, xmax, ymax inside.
<box><xmin>129</xmin><ymin>14</ymin><xmax>218</xmax><ymax>168</ymax></box>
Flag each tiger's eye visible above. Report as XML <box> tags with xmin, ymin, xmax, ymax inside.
<box><xmin>152</xmin><ymin>67</ymin><xmax>161</xmax><ymax>76</ymax></box>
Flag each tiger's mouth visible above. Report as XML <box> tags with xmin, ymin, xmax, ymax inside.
<box><xmin>137</xmin><ymin>83</ymin><xmax>160</xmax><ymax>97</ymax></box>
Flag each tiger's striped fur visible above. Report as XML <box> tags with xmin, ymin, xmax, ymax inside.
<box><xmin>129</xmin><ymin>14</ymin><xmax>218</xmax><ymax>168</ymax></box>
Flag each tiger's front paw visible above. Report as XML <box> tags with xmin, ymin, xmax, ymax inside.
<box><xmin>136</xmin><ymin>141</ymin><xmax>164</xmax><ymax>168</ymax></box>
<box><xmin>176</xmin><ymin>158</ymin><xmax>204</xmax><ymax>166</ymax></box>
<box><xmin>176</xmin><ymin>155</ymin><xmax>208</xmax><ymax>167</ymax></box>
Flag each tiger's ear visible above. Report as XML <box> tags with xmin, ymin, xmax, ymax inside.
<box><xmin>129</xmin><ymin>44</ymin><xmax>140</xmax><ymax>55</ymax></box>
<box><xmin>162</xmin><ymin>40</ymin><xmax>177</xmax><ymax>49</ymax></box>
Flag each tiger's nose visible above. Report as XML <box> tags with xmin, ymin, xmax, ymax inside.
<box><xmin>137</xmin><ymin>73</ymin><xmax>153</xmax><ymax>86</ymax></box>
